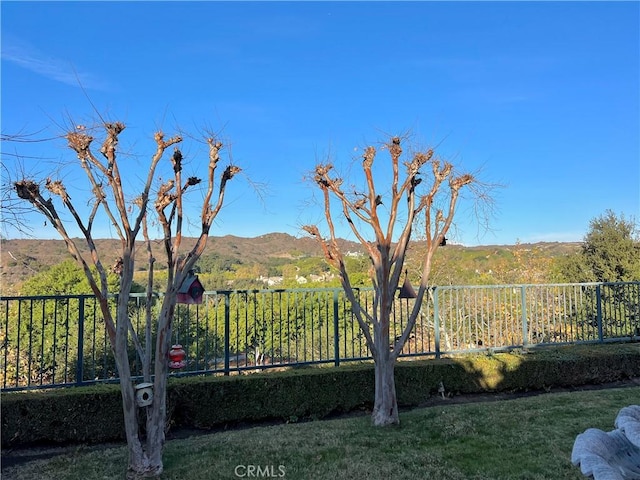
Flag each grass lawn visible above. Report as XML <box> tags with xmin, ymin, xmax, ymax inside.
<box><xmin>3</xmin><ymin>385</ymin><xmax>638</xmax><ymax>479</ymax></box>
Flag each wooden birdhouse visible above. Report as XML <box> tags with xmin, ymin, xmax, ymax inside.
<box><xmin>177</xmin><ymin>271</ymin><xmax>204</xmax><ymax>304</ymax></box>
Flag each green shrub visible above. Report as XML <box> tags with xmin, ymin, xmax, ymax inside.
<box><xmin>169</xmin><ymin>366</ymin><xmax>375</xmax><ymax>430</ymax></box>
<box><xmin>1</xmin><ymin>385</ymin><xmax>123</xmax><ymax>447</ymax></box>
<box><xmin>2</xmin><ymin>343</ymin><xmax>639</xmax><ymax>448</ymax></box>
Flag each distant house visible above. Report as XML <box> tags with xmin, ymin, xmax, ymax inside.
<box><xmin>309</xmin><ymin>272</ymin><xmax>336</xmax><ymax>283</ymax></box>
<box><xmin>257</xmin><ymin>275</ymin><xmax>284</xmax><ymax>286</ymax></box>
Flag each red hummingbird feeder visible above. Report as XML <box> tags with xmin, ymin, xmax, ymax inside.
<box><xmin>168</xmin><ymin>344</ymin><xmax>186</xmax><ymax>369</ymax></box>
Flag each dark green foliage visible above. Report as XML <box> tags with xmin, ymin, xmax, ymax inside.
<box><xmin>20</xmin><ymin>260</ymin><xmax>102</xmax><ymax>296</ymax></box>
<box><xmin>170</xmin><ymin>367</ymin><xmax>374</xmax><ymax>429</ymax></box>
<box><xmin>558</xmin><ymin>210</ymin><xmax>640</xmax><ymax>283</ymax></box>
<box><xmin>1</xmin><ymin>385</ymin><xmax>124</xmax><ymax>447</ymax></box>
<box><xmin>196</xmin><ymin>252</ymin><xmax>241</xmax><ymax>274</ymax></box>
<box><xmin>19</xmin><ymin>259</ymin><xmax>144</xmax><ymax>296</ymax></box>
<box><xmin>3</xmin><ymin>343</ymin><xmax>639</xmax><ymax>448</ymax></box>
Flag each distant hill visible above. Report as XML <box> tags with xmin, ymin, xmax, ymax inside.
<box><xmin>0</xmin><ymin>233</ymin><xmax>364</xmax><ymax>293</ymax></box>
<box><xmin>0</xmin><ymin>234</ymin><xmax>581</xmax><ymax>294</ymax></box>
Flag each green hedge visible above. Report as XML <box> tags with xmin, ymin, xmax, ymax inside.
<box><xmin>3</xmin><ymin>343</ymin><xmax>639</xmax><ymax>448</ymax></box>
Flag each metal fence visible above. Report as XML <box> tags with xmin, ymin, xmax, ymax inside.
<box><xmin>1</xmin><ymin>282</ymin><xmax>639</xmax><ymax>391</ymax></box>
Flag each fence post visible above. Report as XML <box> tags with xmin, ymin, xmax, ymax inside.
<box><xmin>333</xmin><ymin>289</ymin><xmax>340</xmax><ymax>367</ymax></box>
<box><xmin>521</xmin><ymin>286</ymin><xmax>528</xmax><ymax>348</ymax></box>
<box><xmin>76</xmin><ymin>296</ymin><xmax>85</xmax><ymax>386</ymax></box>
<box><xmin>596</xmin><ymin>284</ymin><xmax>604</xmax><ymax>342</ymax></box>
<box><xmin>224</xmin><ymin>293</ymin><xmax>230</xmax><ymax>376</ymax></box>
<box><xmin>434</xmin><ymin>287</ymin><xmax>441</xmax><ymax>359</ymax></box>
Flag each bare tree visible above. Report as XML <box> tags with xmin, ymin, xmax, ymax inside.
<box><xmin>304</xmin><ymin>136</ymin><xmax>487</xmax><ymax>426</ymax></box>
<box><xmin>14</xmin><ymin>121</ymin><xmax>240</xmax><ymax>477</ymax></box>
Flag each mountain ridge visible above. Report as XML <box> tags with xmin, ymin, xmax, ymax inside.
<box><xmin>0</xmin><ymin>233</ymin><xmax>581</xmax><ymax>294</ymax></box>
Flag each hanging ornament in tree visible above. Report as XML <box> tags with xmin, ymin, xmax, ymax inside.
<box><xmin>168</xmin><ymin>344</ymin><xmax>186</xmax><ymax>369</ymax></box>
<box><xmin>398</xmin><ymin>270</ymin><xmax>417</xmax><ymax>299</ymax></box>
<box><xmin>177</xmin><ymin>270</ymin><xmax>205</xmax><ymax>304</ymax></box>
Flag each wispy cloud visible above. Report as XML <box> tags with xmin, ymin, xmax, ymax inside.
<box><xmin>1</xmin><ymin>36</ymin><xmax>111</xmax><ymax>91</ymax></box>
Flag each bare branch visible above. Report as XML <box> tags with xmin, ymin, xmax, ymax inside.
<box><xmin>67</xmin><ymin>126</ymin><xmax>127</xmax><ymax>240</ymax></box>
<box><xmin>13</xmin><ymin>177</ymin><xmax>117</xmax><ymax>343</ymax></box>
<box><xmin>200</xmin><ymin>137</ymin><xmax>241</xmax><ymax>234</ymax></box>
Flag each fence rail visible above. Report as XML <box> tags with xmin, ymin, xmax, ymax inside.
<box><xmin>1</xmin><ymin>282</ymin><xmax>639</xmax><ymax>391</ymax></box>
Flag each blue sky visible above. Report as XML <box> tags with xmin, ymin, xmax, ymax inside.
<box><xmin>2</xmin><ymin>1</ymin><xmax>639</xmax><ymax>246</ymax></box>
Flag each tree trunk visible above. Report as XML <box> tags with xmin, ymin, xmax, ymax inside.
<box><xmin>143</xmin><ymin>325</ymin><xmax>171</xmax><ymax>477</ymax></box>
<box><xmin>120</xmin><ymin>388</ymin><xmax>165</xmax><ymax>478</ymax></box>
<box><xmin>127</xmin><ymin>294</ymin><xmax>176</xmax><ymax>478</ymax></box>
<box><xmin>118</xmin><ymin>350</ymin><xmax>163</xmax><ymax>478</ymax></box>
<box><xmin>117</xmin><ymin>363</ymin><xmax>162</xmax><ymax>478</ymax></box>
<box><xmin>371</xmin><ymin>312</ymin><xmax>399</xmax><ymax>426</ymax></box>
<box><xmin>371</xmin><ymin>355</ymin><xmax>399</xmax><ymax>426</ymax></box>
<box><xmin>142</xmin><ymin>385</ymin><xmax>166</xmax><ymax>478</ymax></box>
